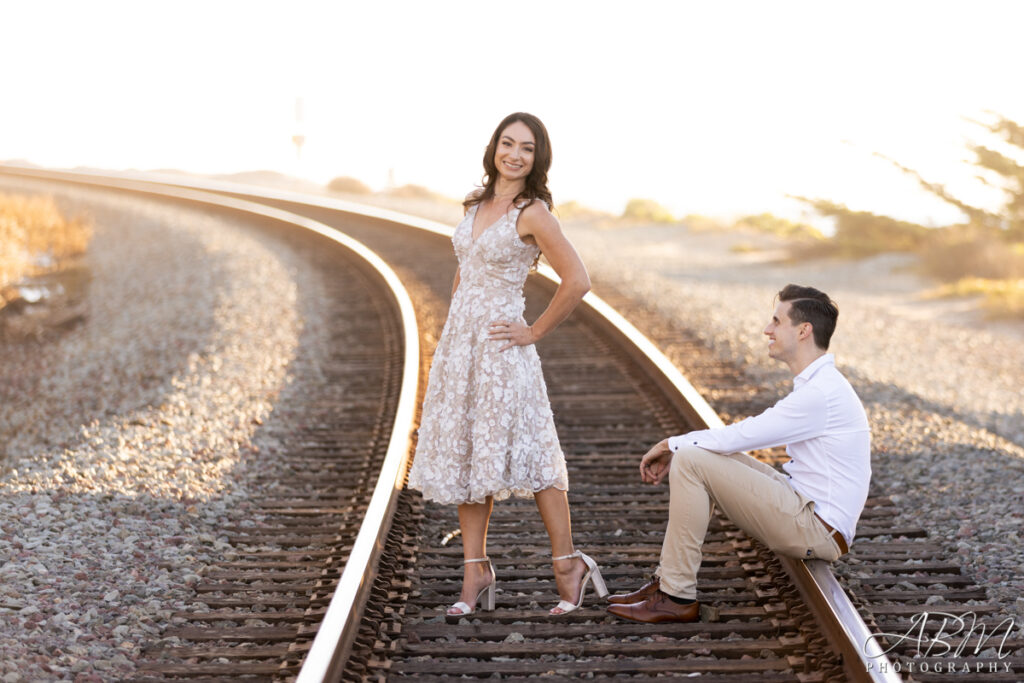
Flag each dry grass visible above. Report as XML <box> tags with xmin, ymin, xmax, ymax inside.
<box><xmin>0</xmin><ymin>193</ymin><xmax>92</xmax><ymax>293</ymax></box>
<box><xmin>926</xmin><ymin>277</ymin><xmax>1024</xmax><ymax>319</ymax></box>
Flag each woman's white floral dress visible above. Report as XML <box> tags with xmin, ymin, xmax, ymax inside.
<box><xmin>407</xmin><ymin>201</ymin><xmax>568</xmax><ymax>505</ymax></box>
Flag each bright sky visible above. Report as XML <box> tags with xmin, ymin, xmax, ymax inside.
<box><xmin>4</xmin><ymin>1</ymin><xmax>1023</xmax><ymax>227</ymax></box>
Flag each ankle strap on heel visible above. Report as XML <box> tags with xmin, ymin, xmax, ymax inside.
<box><xmin>464</xmin><ymin>556</ymin><xmax>490</xmax><ymax>564</ymax></box>
<box><xmin>552</xmin><ymin>550</ymin><xmax>580</xmax><ymax>562</ymax></box>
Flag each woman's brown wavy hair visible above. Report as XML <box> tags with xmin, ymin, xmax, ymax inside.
<box><xmin>464</xmin><ymin>112</ymin><xmax>553</xmax><ymax>212</ymax></box>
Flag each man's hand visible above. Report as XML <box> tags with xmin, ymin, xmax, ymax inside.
<box><xmin>640</xmin><ymin>439</ymin><xmax>674</xmax><ymax>485</ymax></box>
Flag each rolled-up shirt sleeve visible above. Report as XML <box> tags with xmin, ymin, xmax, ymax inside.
<box><xmin>667</xmin><ymin>384</ymin><xmax>829</xmax><ymax>454</ymax></box>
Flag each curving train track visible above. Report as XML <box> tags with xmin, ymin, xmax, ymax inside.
<box><xmin>1</xmin><ymin>165</ymin><xmax>1018</xmax><ymax>682</ymax></box>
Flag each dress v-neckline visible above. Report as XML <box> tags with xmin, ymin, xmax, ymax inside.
<box><xmin>469</xmin><ymin>203</ymin><xmax>511</xmax><ymax>244</ymax></box>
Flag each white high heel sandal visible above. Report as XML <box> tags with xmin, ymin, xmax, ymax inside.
<box><xmin>446</xmin><ymin>557</ymin><xmax>496</xmax><ymax>616</ymax></box>
<box><xmin>550</xmin><ymin>550</ymin><xmax>609</xmax><ymax>615</ymax></box>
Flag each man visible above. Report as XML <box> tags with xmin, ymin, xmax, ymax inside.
<box><xmin>607</xmin><ymin>284</ymin><xmax>871</xmax><ymax>623</ymax></box>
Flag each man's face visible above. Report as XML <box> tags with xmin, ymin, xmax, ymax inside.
<box><xmin>763</xmin><ymin>301</ymin><xmax>807</xmax><ymax>363</ymax></box>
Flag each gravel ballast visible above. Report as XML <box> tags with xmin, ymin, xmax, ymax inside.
<box><xmin>0</xmin><ymin>179</ymin><xmax>330</xmax><ymax>681</ymax></box>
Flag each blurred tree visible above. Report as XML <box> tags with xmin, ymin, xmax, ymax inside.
<box><xmin>798</xmin><ymin>115</ymin><xmax>1024</xmax><ymax>254</ymax></box>
<box><xmin>940</xmin><ymin>116</ymin><xmax>1023</xmax><ymax>238</ymax></box>
<box><xmin>792</xmin><ymin>198</ymin><xmax>928</xmax><ymax>255</ymax></box>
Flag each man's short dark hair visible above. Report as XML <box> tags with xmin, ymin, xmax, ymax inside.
<box><xmin>777</xmin><ymin>284</ymin><xmax>838</xmax><ymax>350</ymax></box>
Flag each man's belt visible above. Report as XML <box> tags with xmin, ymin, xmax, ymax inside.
<box><xmin>815</xmin><ymin>513</ymin><xmax>849</xmax><ymax>555</ymax></box>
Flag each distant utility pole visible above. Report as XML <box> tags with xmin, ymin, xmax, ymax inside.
<box><xmin>292</xmin><ymin>97</ymin><xmax>306</xmax><ymax>161</ymax></box>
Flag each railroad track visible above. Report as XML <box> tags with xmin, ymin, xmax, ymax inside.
<box><xmin>144</xmin><ymin>231</ymin><xmax>404</xmax><ymax>682</ymax></box>
<box><xmin>0</xmin><ymin>171</ymin><xmax>419</xmax><ymax>680</ymax></box>
<box><xmin>2</xmin><ymin>165</ymin><xmax>1019</xmax><ymax>682</ymax></box>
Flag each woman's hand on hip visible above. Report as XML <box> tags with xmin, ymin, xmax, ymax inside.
<box><xmin>489</xmin><ymin>320</ymin><xmax>536</xmax><ymax>352</ymax></box>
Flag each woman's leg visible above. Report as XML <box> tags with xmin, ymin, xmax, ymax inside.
<box><xmin>450</xmin><ymin>497</ymin><xmax>494</xmax><ymax>612</ymax></box>
<box><xmin>534</xmin><ymin>487</ymin><xmax>587</xmax><ymax>608</ymax></box>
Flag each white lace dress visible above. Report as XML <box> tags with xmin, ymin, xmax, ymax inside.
<box><xmin>407</xmin><ymin>201</ymin><xmax>568</xmax><ymax>505</ymax></box>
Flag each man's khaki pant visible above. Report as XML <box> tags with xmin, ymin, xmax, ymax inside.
<box><xmin>657</xmin><ymin>445</ymin><xmax>842</xmax><ymax>600</ymax></box>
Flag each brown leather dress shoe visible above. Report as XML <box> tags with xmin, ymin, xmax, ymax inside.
<box><xmin>606</xmin><ymin>590</ymin><xmax>700</xmax><ymax>623</ymax></box>
<box><xmin>606</xmin><ymin>575</ymin><xmax>661</xmax><ymax>605</ymax></box>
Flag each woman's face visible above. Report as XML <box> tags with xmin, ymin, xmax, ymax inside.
<box><xmin>494</xmin><ymin>121</ymin><xmax>535</xmax><ymax>183</ymax></box>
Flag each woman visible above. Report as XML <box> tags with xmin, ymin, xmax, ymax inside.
<box><xmin>407</xmin><ymin>112</ymin><xmax>606</xmax><ymax>617</ymax></box>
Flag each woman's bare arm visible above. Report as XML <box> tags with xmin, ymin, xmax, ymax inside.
<box><xmin>489</xmin><ymin>203</ymin><xmax>590</xmax><ymax>351</ymax></box>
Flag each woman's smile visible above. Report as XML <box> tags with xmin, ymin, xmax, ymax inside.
<box><xmin>495</xmin><ymin>120</ymin><xmax>535</xmax><ymax>180</ymax></box>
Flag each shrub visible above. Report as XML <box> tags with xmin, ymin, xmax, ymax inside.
<box><xmin>732</xmin><ymin>213</ymin><xmax>824</xmax><ymax>240</ymax></box>
<box><xmin>621</xmin><ymin>198</ymin><xmax>675</xmax><ymax>223</ymax></box>
<box><xmin>0</xmin><ymin>193</ymin><xmax>92</xmax><ymax>288</ymax></box>
<box><xmin>327</xmin><ymin>176</ymin><xmax>372</xmax><ymax>195</ymax></box>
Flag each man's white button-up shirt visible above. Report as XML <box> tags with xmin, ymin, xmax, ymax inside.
<box><xmin>667</xmin><ymin>353</ymin><xmax>871</xmax><ymax>543</ymax></box>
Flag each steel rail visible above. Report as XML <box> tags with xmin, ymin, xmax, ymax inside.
<box><xmin>0</xmin><ymin>165</ymin><xmax>421</xmax><ymax>682</ymax></box>
<box><xmin>0</xmin><ymin>163</ymin><xmax>899</xmax><ymax>681</ymax></box>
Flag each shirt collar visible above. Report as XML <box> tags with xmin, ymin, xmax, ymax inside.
<box><xmin>794</xmin><ymin>353</ymin><xmax>835</xmax><ymax>388</ymax></box>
